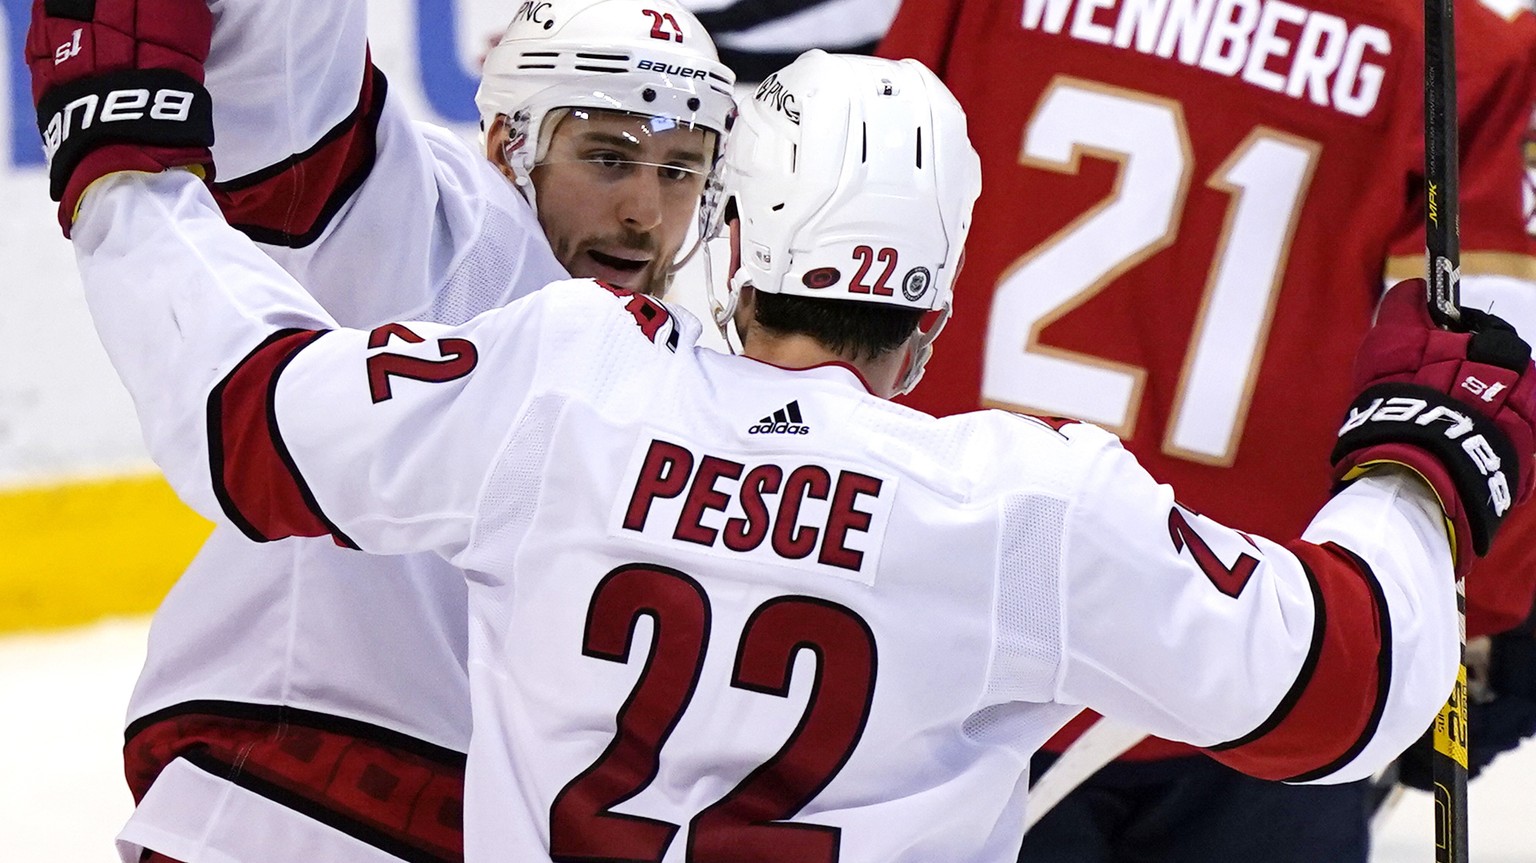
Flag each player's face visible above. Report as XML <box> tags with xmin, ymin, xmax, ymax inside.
<box><xmin>530</xmin><ymin>109</ymin><xmax>716</xmax><ymax>295</ymax></box>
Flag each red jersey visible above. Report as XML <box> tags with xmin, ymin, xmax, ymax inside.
<box><xmin>882</xmin><ymin>0</ymin><xmax>1536</xmax><ymax>756</ymax></box>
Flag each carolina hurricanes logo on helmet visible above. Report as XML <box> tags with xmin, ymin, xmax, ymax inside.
<box><xmin>802</xmin><ymin>267</ymin><xmax>841</xmax><ymax>289</ymax></box>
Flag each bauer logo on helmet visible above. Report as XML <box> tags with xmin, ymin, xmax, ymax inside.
<box><xmin>636</xmin><ymin>60</ymin><xmax>707</xmax><ymax>79</ymax></box>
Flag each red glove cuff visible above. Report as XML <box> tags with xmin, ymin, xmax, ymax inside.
<box><xmin>58</xmin><ymin>143</ymin><xmax>212</xmax><ymax>234</ymax></box>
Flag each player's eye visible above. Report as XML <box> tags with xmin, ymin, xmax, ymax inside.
<box><xmin>658</xmin><ymin>163</ymin><xmax>695</xmax><ymax>183</ymax></box>
<box><xmin>583</xmin><ymin>151</ymin><xmax>632</xmax><ymax>174</ymax></box>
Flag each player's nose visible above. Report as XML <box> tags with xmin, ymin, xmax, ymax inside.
<box><xmin>616</xmin><ymin>170</ymin><xmax>664</xmax><ymax>233</ymax></box>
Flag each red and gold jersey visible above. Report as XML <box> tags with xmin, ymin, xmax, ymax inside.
<box><xmin>881</xmin><ymin>0</ymin><xmax>1536</xmax><ymax>646</ymax></box>
<box><xmin>882</xmin><ymin>0</ymin><xmax>1536</xmax><ymax>758</ymax></box>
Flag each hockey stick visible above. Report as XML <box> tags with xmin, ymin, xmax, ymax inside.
<box><xmin>1022</xmin><ymin>718</ymin><xmax>1147</xmax><ymax>833</ymax></box>
<box><xmin>1424</xmin><ymin>0</ymin><xmax>1461</xmax><ymax>328</ymax></box>
<box><xmin>1423</xmin><ymin>0</ymin><xmax>1470</xmax><ymax>857</ymax></box>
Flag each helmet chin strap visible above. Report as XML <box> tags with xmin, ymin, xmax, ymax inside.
<box><xmin>894</xmin><ymin>303</ymin><xmax>950</xmax><ymax>396</ymax></box>
<box><xmin>703</xmin><ymin>239</ymin><xmax>748</xmax><ymax>355</ymax></box>
<box><xmin>722</xmin><ymin>271</ymin><xmax>752</xmax><ymax>356</ymax></box>
<box><xmin>499</xmin><ymin>107</ymin><xmax>566</xmax><ymax>215</ymax></box>
<box><xmin>500</xmin><ymin>135</ymin><xmax>538</xmax><ymax>211</ymax></box>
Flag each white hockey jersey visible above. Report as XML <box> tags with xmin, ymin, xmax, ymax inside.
<box><xmin>125</xmin><ymin>0</ymin><xmax>567</xmax><ymax>758</ymax></box>
<box><xmin>80</xmin><ymin>170</ymin><xmax>1461</xmax><ymax>863</ymax></box>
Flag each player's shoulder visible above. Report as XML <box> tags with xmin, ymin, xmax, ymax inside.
<box><xmin>1367</xmin><ymin>0</ymin><xmax>1536</xmax><ymax>37</ymax></box>
<box><xmin>1457</xmin><ymin>0</ymin><xmax>1536</xmax><ymax>57</ymax></box>
<box><xmin>1329</xmin><ymin>0</ymin><xmax>1536</xmax><ymax>65</ymax></box>
<box><xmin>874</xmin><ymin>404</ymin><xmax>1124</xmax><ymax>498</ymax></box>
<box><xmin>511</xmin><ymin>278</ymin><xmax>703</xmax><ymax>359</ymax></box>
<box><xmin>416</xmin><ymin>120</ymin><xmax>498</xmax><ymax>187</ymax></box>
<box><xmin>1435</xmin><ymin>1</ymin><xmax>1536</xmax><ymax>132</ymax></box>
<box><xmin>963</xmin><ymin>409</ymin><xmax>1122</xmax><ymax>462</ymax></box>
<box><xmin>415</xmin><ymin>120</ymin><xmax>547</xmax><ymax>224</ymax></box>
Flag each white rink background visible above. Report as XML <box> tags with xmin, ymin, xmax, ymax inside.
<box><xmin>2</xmin><ymin>617</ymin><xmax>1533</xmax><ymax>862</ymax></box>
<box><xmin>1</xmin><ymin>0</ymin><xmax>1532</xmax><ymax>859</ymax></box>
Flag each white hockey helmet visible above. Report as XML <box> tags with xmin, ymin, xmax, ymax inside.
<box><xmin>709</xmin><ymin>50</ymin><xmax>981</xmax><ymax>394</ymax></box>
<box><xmin>476</xmin><ymin>0</ymin><xmax>736</xmax><ymax>212</ymax></box>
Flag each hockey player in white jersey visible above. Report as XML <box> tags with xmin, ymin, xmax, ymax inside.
<box><xmin>25</xmin><ymin>0</ymin><xmax>731</xmax><ymax>861</ymax></box>
<box><xmin>45</xmin><ymin>35</ymin><xmax>1536</xmax><ymax>863</ymax></box>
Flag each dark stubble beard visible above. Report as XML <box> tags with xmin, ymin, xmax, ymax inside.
<box><xmin>551</xmin><ymin>231</ymin><xmax>674</xmax><ymax>298</ymax></box>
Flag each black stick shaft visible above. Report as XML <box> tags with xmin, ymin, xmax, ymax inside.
<box><xmin>1432</xmin><ymin>585</ymin><xmax>1469</xmax><ymax>862</ymax></box>
<box><xmin>1425</xmin><ymin>0</ymin><xmax>1461</xmax><ymax>325</ymax></box>
<box><xmin>1424</xmin><ymin>0</ymin><xmax>1469</xmax><ymax>859</ymax></box>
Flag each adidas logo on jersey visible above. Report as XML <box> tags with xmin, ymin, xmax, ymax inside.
<box><xmin>749</xmin><ymin>400</ymin><xmax>810</xmax><ymax>435</ymax></box>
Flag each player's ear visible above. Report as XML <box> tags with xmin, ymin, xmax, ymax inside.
<box><xmin>485</xmin><ymin>116</ymin><xmax>516</xmax><ymax>181</ymax></box>
<box><xmin>727</xmin><ymin>217</ymin><xmax>742</xmax><ymax>276</ymax></box>
<box><xmin>732</xmin><ymin>281</ymin><xmax>756</xmax><ymax>346</ymax></box>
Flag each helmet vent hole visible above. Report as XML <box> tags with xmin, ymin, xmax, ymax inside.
<box><xmin>771</xmin><ymin>203</ymin><xmax>785</xmax><ymax>212</ymax></box>
<box><xmin>861</xmin><ymin>122</ymin><xmax>868</xmax><ymax>163</ymax></box>
<box><xmin>577</xmin><ymin>52</ymin><xmax>630</xmax><ymax>61</ymax></box>
<box><xmin>642</xmin><ymin>88</ymin><xmax>657</xmax><ymax>102</ymax></box>
<box><xmin>916</xmin><ymin>130</ymin><xmax>923</xmax><ymax>168</ymax></box>
<box><xmin>688</xmin><ymin>97</ymin><xmax>701</xmax><ymax>111</ymax></box>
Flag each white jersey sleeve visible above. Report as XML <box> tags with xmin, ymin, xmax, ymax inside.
<box><xmin>116</xmin><ymin>0</ymin><xmax>567</xmax><ymax>773</ymax></box>
<box><xmin>74</xmin><ymin>169</ymin><xmax>640</xmax><ymax>562</ymax></box>
<box><xmin>73</xmin><ymin>171</ymin><xmax>340</xmax><ymax>525</ymax></box>
<box><xmin>203</xmin><ymin>0</ymin><xmax>367</xmax><ymax>182</ymax></box>
<box><xmin>203</xmin><ymin>0</ymin><xmax>567</xmax><ymax>327</ymax></box>
<box><xmin>1050</xmin><ymin>421</ymin><xmax>1457</xmax><ymax>784</ymax></box>
<box><xmin>260</xmin><ymin>302</ymin><xmax>552</xmax><ymax>560</ymax></box>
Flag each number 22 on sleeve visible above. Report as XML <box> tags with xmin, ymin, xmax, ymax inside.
<box><xmin>984</xmin><ymin>77</ymin><xmax>1319</xmax><ymax>466</ymax></box>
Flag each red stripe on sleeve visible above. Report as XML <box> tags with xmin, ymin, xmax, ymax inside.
<box><xmin>1204</xmin><ymin>541</ymin><xmax>1390</xmax><ymax>781</ymax></box>
<box><xmin>209</xmin><ymin>329</ymin><xmax>351</xmax><ymax>546</ymax></box>
<box><xmin>213</xmin><ymin>60</ymin><xmax>386</xmax><ymax>248</ymax></box>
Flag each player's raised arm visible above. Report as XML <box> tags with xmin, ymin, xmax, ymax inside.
<box><xmin>68</xmin><ymin>169</ymin><xmax>576</xmax><ymax>561</ymax></box>
<box><xmin>200</xmin><ymin>0</ymin><xmax>371</xmax><ymax>191</ymax></box>
<box><xmin>197</xmin><ymin>0</ymin><xmax>550</xmax><ymax>315</ymax></box>
<box><xmin>1053</xmin><ymin>279</ymin><xmax>1536</xmax><ymax>783</ymax></box>
<box><xmin>67</xmin><ymin>168</ymin><xmax>326</xmax><ymax>522</ymax></box>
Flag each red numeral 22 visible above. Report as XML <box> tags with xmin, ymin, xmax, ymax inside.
<box><xmin>550</xmin><ymin>564</ymin><xmax>877</xmax><ymax>863</ymax></box>
<box><xmin>850</xmin><ymin>245</ymin><xmax>898</xmax><ymax>296</ymax></box>
<box><xmin>365</xmin><ymin>323</ymin><xmax>478</xmax><ymax>403</ymax></box>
